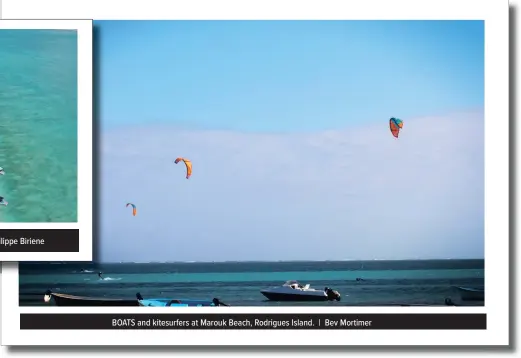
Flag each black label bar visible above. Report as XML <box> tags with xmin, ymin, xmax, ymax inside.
<box><xmin>20</xmin><ymin>313</ymin><xmax>486</xmax><ymax>330</ymax></box>
<box><xmin>0</xmin><ymin>229</ymin><xmax>79</xmax><ymax>252</ymax></box>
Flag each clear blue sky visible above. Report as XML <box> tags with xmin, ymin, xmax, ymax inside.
<box><xmin>97</xmin><ymin>20</ymin><xmax>484</xmax><ymax>132</ymax></box>
<box><xmin>96</xmin><ymin>21</ymin><xmax>484</xmax><ymax>262</ymax></box>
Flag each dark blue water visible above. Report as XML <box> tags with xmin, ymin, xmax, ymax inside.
<box><xmin>19</xmin><ymin>259</ymin><xmax>485</xmax><ymax>306</ymax></box>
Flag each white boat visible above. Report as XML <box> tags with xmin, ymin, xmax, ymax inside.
<box><xmin>453</xmin><ymin>286</ymin><xmax>484</xmax><ymax>301</ymax></box>
<box><xmin>260</xmin><ymin>280</ymin><xmax>341</xmax><ymax>302</ymax></box>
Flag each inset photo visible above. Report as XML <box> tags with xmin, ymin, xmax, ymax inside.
<box><xmin>0</xmin><ymin>20</ymin><xmax>93</xmax><ymax>262</ymax></box>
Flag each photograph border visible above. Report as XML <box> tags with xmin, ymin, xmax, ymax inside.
<box><xmin>0</xmin><ymin>0</ymin><xmax>509</xmax><ymax>347</ymax></box>
<box><xmin>0</xmin><ymin>19</ymin><xmax>93</xmax><ymax>262</ymax></box>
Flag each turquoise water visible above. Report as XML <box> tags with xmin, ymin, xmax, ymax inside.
<box><xmin>19</xmin><ymin>260</ymin><xmax>485</xmax><ymax>306</ymax></box>
<box><xmin>19</xmin><ymin>269</ymin><xmax>484</xmax><ymax>285</ymax></box>
<box><xmin>0</xmin><ymin>30</ymin><xmax>78</xmax><ymax>222</ymax></box>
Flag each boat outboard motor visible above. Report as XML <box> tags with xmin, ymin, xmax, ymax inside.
<box><xmin>44</xmin><ymin>289</ymin><xmax>53</xmax><ymax>303</ymax></box>
<box><xmin>445</xmin><ymin>298</ymin><xmax>456</xmax><ymax>306</ymax></box>
<box><xmin>212</xmin><ymin>298</ymin><xmax>229</xmax><ymax>307</ymax></box>
<box><xmin>325</xmin><ymin>287</ymin><xmax>341</xmax><ymax>301</ymax></box>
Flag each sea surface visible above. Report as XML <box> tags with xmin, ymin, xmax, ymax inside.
<box><xmin>0</xmin><ymin>30</ymin><xmax>78</xmax><ymax>222</ymax></box>
<box><xmin>19</xmin><ymin>260</ymin><xmax>485</xmax><ymax>306</ymax></box>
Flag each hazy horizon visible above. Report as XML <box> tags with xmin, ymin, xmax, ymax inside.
<box><xmin>23</xmin><ymin>258</ymin><xmax>486</xmax><ymax>265</ymax></box>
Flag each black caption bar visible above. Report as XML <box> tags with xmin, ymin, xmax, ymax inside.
<box><xmin>0</xmin><ymin>229</ymin><xmax>79</xmax><ymax>252</ymax></box>
<box><xmin>20</xmin><ymin>313</ymin><xmax>486</xmax><ymax>330</ymax></box>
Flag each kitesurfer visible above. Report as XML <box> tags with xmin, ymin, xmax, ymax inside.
<box><xmin>174</xmin><ymin>157</ymin><xmax>192</xmax><ymax>179</ymax></box>
<box><xmin>0</xmin><ymin>167</ymin><xmax>4</xmax><ymax>175</ymax></box>
<box><xmin>126</xmin><ymin>203</ymin><xmax>137</xmax><ymax>216</ymax></box>
<box><xmin>98</xmin><ymin>272</ymin><xmax>104</xmax><ymax>280</ymax></box>
<box><xmin>389</xmin><ymin>117</ymin><xmax>404</xmax><ymax>138</ymax></box>
<box><xmin>0</xmin><ymin>197</ymin><xmax>7</xmax><ymax>206</ymax></box>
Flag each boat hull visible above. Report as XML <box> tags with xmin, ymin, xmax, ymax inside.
<box><xmin>47</xmin><ymin>293</ymin><xmax>138</xmax><ymax>306</ymax></box>
<box><xmin>45</xmin><ymin>292</ymin><xmax>228</xmax><ymax>307</ymax></box>
<box><xmin>261</xmin><ymin>291</ymin><xmax>330</xmax><ymax>302</ymax></box>
<box><xmin>138</xmin><ymin>299</ymin><xmax>216</xmax><ymax>307</ymax></box>
<box><xmin>454</xmin><ymin>287</ymin><xmax>485</xmax><ymax>301</ymax></box>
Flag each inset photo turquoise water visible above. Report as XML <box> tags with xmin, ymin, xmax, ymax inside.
<box><xmin>0</xmin><ymin>30</ymin><xmax>78</xmax><ymax>222</ymax></box>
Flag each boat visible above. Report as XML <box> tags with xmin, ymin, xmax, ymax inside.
<box><xmin>44</xmin><ymin>291</ymin><xmax>138</xmax><ymax>306</ymax></box>
<box><xmin>453</xmin><ymin>286</ymin><xmax>485</xmax><ymax>301</ymax></box>
<box><xmin>44</xmin><ymin>291</ymin><xmax>230</xmax><ymax>307</ymax></box>
<box><xmin>138</xmin><ymin>296</ymin><xmax>229</xmax><ymax>307</ymax></box>
<box><xmin>260</xmin><ymin>280</ymin><xmax>341</xmax><ymax>302</ymax></box>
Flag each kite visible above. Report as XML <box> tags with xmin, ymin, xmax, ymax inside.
<box><xmin>174</xmin><ymin>157</ymin><xmax>192</xmax><ymax>179</ymax></box>
<box><xmin>389</xmin><ymin>117</ymin><xmax>404</xmax><ymax>138</ymax></box>
<box><xmin>126</xmin><ymin>203</ymin><xmax>137</xmax><ymax>216</ymax></box>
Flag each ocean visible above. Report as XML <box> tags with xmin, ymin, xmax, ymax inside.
<box><xmin>0</xmin><ymin>30</ymin><xmax>78</xmax><ymax>222</ymax></box>
<box><xmin>19</xmin><ymin>259</ymin><xmax>485</xmax><ymax>306</ymax></box>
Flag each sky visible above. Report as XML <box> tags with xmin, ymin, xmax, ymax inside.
<box><xmin>96</xmin><ymin>20</ymin><xmax>485</xmax><ymax>262</ymax></box>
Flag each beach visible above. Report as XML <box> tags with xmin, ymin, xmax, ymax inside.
<box><xmin>0</xmin><ymin>30</ymin><xmax>78</xmax><ymax>222</ymax></box>
<box><xmin>19</xmin><ymin>259</ymin><xmax>485</xmax><ymax>306</ymax></box>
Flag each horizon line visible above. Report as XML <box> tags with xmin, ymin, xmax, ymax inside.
<box><xmin>102</xmin><ymin>107</ymin><xmax>485</xmax><ymax>135</ymax></box>
<box><xmin>24</xmin><ymin>258</ymin><xmax>485</xmax><ymax>265</ymax></box>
